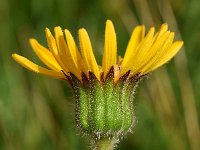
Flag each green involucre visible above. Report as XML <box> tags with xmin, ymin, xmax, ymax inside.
<box><xmin>68</xmin><ymin>71</ymin><xmax>139</xmax><ymax>138</ymax></box>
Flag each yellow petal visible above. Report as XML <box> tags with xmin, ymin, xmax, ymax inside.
<box><xmin>135</xmin><ymin>31</ymin><xmax>171</xmax><ymax>73</ymax></box>
<box><xmin>131</xmin><ymin>27</ymin><xmax>155</xmax><ymax>73</ymax></box>
<box><xmin>78</xmin><ymin>28</ymin><xmax>100</xmax><ymax>79</ymax></box>
<box><xmin>12</xmin><ymin>54</ymin><xmax>65</xmax><ymax>79</ymax></box>
<box><xmin>157</xmin><ymin>24</ymin><xmax>168</xmax><ymax>37</ymax></box>
<box><xmin>150</xmin><ymin>41</ymin><xmax>183</xmax><ymax>72</ymax></box>
<box><xmin>54</xmin><ymin>27</ymin><xmax>81</xmax><ymax>78</ymax></box>
<box><xmin>121</xmin><ymin>25</ymin><xmax>145</xmax><ymax>75</ymax></box>
<box><xmin>29</xmin><ymin>39</ymin><xmax>62</xmax><ymax>71</ymax></box>
<box><xmin>64</xmin><ymin>29</ymin><xmax>88</xmax><ymax>75</ymax></box>
<box><xmin>102</xmin><ymin>20</ymin><xmax>117</xmax><ymax>75</ymax></box>
<box><xmin>152</xmin><ymin>24</ymin><xmax>168</xmax><ymax>43</ymax></box>
<box><xmin>142</xmin><ymin>32</ymin><xmax>174</xmax><ymax>74</ymax></box>
<box><xmin>45</xmin><ymin>28</ymin><xmax>69</xmax><ymax>73</ymax></box>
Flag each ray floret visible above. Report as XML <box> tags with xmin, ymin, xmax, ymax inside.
<box><xmin>12</xmin><ymin>20</ymin><xmax>183</xmax><ymax>83</ymax></box>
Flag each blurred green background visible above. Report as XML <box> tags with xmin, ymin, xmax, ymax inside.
<box><xmin>0</xmin><ymin>0</ymin><xmax>200</xmax><ymax>149</ymax></box>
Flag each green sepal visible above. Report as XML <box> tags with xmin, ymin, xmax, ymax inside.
<box><xmin>88</xmin><ymin>72</ymin><xmax>105</xmax><ymax>132</ymax></box>
<box><xmin>67</xmin><ymin>73</ymin><xmax>89</xmax><ymax>131</ymax></box>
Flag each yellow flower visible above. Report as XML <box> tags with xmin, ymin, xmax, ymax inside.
<box><xmin>11</xmin><ymin>20</ymin><xmax>184</xmax><ymax>143</ymax></box>
<box><xmin>12</xmin><ymin>20</ymin><xmax>183</xmax><ymax>82</ymax></box>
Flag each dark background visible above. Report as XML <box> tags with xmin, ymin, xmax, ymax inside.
<box><xmin>0</xmin><ymin>0</ymin><xmax>200</xmax><ymax>149</ymax></box>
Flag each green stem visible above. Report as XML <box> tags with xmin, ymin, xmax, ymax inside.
<box><xmin>93</xmin><ymin>138</ymin><xmax>117</xmax><ymax>150</ymax></box>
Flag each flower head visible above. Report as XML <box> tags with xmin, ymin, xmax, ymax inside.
<box><xmin>12</xmin><ymin>20</ymin><xmax>183</xmax><ymax>139</ymax></box>
<box><xmin>12</xmin><ymin>20</ymin><xmax>183</xmax><ymax>83</ymax></box>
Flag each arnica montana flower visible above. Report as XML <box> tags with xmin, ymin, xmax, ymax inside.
<box><xmin>12</xmin><ymin>20</ymin><xmax>183</xmax><ymax>149</ymax></box>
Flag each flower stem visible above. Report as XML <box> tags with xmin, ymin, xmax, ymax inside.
<box><xmin>93</xmin><ymin>138</ymin><xmax>117</xmax><ymax>150</ymax></box>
